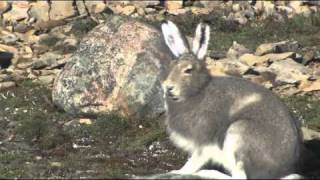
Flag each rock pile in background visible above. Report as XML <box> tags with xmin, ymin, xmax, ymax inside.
<box><xmin>206</xmin><ymin>40</ymin><xmax>320</xmax><ymax>96</ymax></box>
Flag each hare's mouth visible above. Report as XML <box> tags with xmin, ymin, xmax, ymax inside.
<box><xmin>167</xmin><ymin>91</ymin><xmax>180</xmax><ymax>101</ymax></box>
<box><xmin>171</xmin><ymin>97</ymin><xmax>179</xmax><ymax>101</ymax></box>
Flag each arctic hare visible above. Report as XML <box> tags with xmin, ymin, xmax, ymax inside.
<box><xmin>160</xmin><ymin>20</ymin><xmax>302</xmax><ymax>179</ymax></box>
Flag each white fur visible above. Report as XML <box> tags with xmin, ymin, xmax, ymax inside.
<box><xmin>194</xmin><ymin>170</ymin><xmax>233</xmax><ymax>179</ymax></box>
<box><xmin>192</xmin><ymin>23</ymin><xmax>202</xmax><ymax>55</ymax></box>
<box><xmin>169</xmin><ymin>130</ymin><xmax>247</xmax><ymax>178</ymax></box>
<box><xmin>229</xmin><ymin>93</ymin><xmax>262</xmax><ymax>116</ymax></box>
<box><xmin>161</xmin><ymin>21</ymin><xmax>188</xmax><ymax>57</ymax></box>
<box><xmin>169</xmin><ymin>131</ymin><xmax>197</xmax><ymax>153</ymax></box>
<box><xmin>192</xmin><ymin>23</ymin><xmax>210</xmax><ymax>60</ymax></box>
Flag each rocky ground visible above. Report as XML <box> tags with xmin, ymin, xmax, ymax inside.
<box><xmin>0</xmin><ymin>1</ymin><xmax>320</xmax><ymax>179</ymax></box>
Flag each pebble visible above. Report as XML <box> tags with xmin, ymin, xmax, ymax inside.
<box><xmin>0</xmin><ymin>81</ymin><xmax>15</xmax><ymax>90</ymax></box>
<box><xmin>50</xmin><ymin>162</ymin><xmax>62</xmax><ymax>167</ymax></box>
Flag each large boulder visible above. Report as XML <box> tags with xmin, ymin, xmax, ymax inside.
<box><xmin>52</xmin><ymin>16</ymin><xmax>173</xmax><ymax>118</ymax></box>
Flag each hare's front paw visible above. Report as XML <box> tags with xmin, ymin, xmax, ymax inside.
<box><xmin>169</xmin><ymin>169</ymin><xmax>190</xmax><ymax>175</ymax></box>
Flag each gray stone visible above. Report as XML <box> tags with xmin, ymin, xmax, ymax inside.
<box><xmin>269</xmin><ymin>58</ymin><xmax>312</xmax><ymax>84</ymax></box>
<box><xmin>49</xmin><ymin>1</ymin><xmax>76</xmax><ymax>21</ymax></box>
<box><xmin>31</xmin><ymin>52</ymin><xmax>63</xmax><ymax>69</ymax></box>
<box><xmin>52</xmin><ymin>16</ymin><xmax>173</xmax><ymax>118</ymax></box>
<box><xmin>0</xmin><ymin>81</ymin><xmax>15</xmax><ymax>90</ymax></box>
<box><xmin>29</xmin><ymin>1</ymin><xmax>50</xmax><ymax>22</ymax></box>
<box><xmin>206</xmin><ymin>58</ymin><xmax>251</xmax><ymax>77</ymax></box>
<box><xmin>255</xmin><ymin>41</ymin><xmax>299</xmax><ymax>56</ymax></box>
<box><xmin>226</xmin><ymin>41</ymin><xmax>251</xmax><ymax>59</ymax></box>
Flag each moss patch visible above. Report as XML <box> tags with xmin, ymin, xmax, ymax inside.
<box><xmin>283</xmin><ymin>94</ymin><xmax>320</xmax><ymax>131</ymax></box>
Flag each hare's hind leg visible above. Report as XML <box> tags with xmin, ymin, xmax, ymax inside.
<box><xmin>221</xmin><ymin>120</ymin><xmax>251</xmax><ymax>179</ymax></box>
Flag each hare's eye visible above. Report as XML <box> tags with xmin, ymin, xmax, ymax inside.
<box><xmin>184</xmin><ymin>67</ymin><xmax>193</xmax><ymax>74</ymax></box>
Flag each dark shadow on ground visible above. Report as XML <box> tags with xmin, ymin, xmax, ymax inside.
<box><xmin>301</xmin><ymin>139</ymin><xmax>320</xmax><ymax>178</ymax></box>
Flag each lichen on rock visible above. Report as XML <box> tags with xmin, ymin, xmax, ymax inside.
<box><xmin>52</xmin><ymin>15</ymin><xmax>173</xmax><ymax>118</ymax></box>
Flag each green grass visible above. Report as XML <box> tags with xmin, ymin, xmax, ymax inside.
<box><xmin>144</xmin><ymin>11</ymin><xmax>320</xmax><ymax>52</ymax></box>
<box><xmin>283</xmin><ymin>95</ymin><xmax>320</xmax><ymax>131</ymax></box>
<box><xmin>0</xmin><ymin>152</ymin><xmax>27</xmax><ymax>178</ymax></box>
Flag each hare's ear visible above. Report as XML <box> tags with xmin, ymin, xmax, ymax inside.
<box><xmin>161</xmin><ymin>20</ymin><xmax>188</xmax><ymax>58</ymax></box>
<box><xmin>192</xmin><ymin>23</ymin><xmax>210</xmax><ymax>60</ymax></box>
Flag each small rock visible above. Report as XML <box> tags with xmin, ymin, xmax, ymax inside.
<box><xmin>17</xmin><ymin>29</ymin><xmax>39</xmax><ymax>44</ymax></box>
<box><xmin>35</xmin><ymin>156</ymin><xmax>42</xmax><ymax>160</ymax></box>
<box><xmin>165</xmin><ymin>1</ymin><xmax>183</xmax><ymax>11</ymax></box>
<box><xmin>75</xmin><ymin>0</ymin><xmax>88</xmax><ymax>15</ymax></box>
<box><xmin>167</xmin><ymin>8</ymin><xmax>189</xmax><ymax>15</ymax></box>
<box><xmin>243</xmin><ymin>74</ymin><xmax>274</xmax><ymax>89</ymax></box>
<box><xmin>0</xmin><ymin>30</ymin><xmax>19</xmax><ymax>44</ymax></box>
<box><xmin>16</xmin><ymin>61</ymin><xmax>32</xmax><ymax>69</ymax></box>
<box><xmin>0</xmin><ymin>81</ymin><xmax>16</xmax><ymax>90</ymax></box>
<box><xmin>11</xmin><ymin>69</ymin><xmax>28</xmax><ymax>81</ymax></box>
<box><xmin>208</xmin><ymin>50</ymin><xmax>226</xmax><ymax>60</ymax></box>
<box><xmin>167</xmin><ymin>8</ymin><xmax>188</xmax><ymax>16</ymax></box>
<box><xmin>299</xmin><ymin>80</ymin><xmax>320</xmax><ymax>92</ymax></box>
<box><xmin>239</xmin><ymin>53</ymin><xmax>269</xmax><ymax>66</ymax></box>
<box><xmin>63</xmin><ymin>120</ymin><xmax>78</xmax><ymax>127</ymax></box>
<box><xmin>79</xmin><ymin>118</ymin><xmax>92</xmax><ymax>125</ymax></box>
<box><xmin>50</xmin><ymin>162</ymin><xmax>62</xmax><ymax>167</ymax></box>
<box><xmin>227</xmin><ymin>41</ymin><xmax>251</xmax><ymax>59</ymax></box>
<box><xmin>47</xmin><ymin>54</ymin><xmax>71</xmax><ymax>70</ymax></box>
<box><xmin>206</xmin><ymin>58</ymin><xmax>251</xmax><ymax>77</ymax></box>
<box><xmin>197</xmin><ymin>1</ymin><xmax>221</xmax><ymax>8</ymax></box>
<box><xmin>29</xmin><ymin>1</ymin><xmax>50</xmax><ymax>23</ymax></box>
<box><xmin>302</xmin><ymin>127</ymin><xmax>320</xmax><ymax>141</ymax></box>
<box><xmin>31</xmin><ymin>52</ymin><xmax>63</xmax><ymax>69</ymax></box>
<box><xmin>111</xmin><ymin>4</ymin><xmax>136</xmax><ymax>16</ymax></box>
<box><xmin>262</xmin><ymin>52</ymin><xmax>296</xmax><ymax>62</ymax></box>
<box><xmin>136</xmin><ymin>7</ymin><xmax>145</xmax><ymax>16</ymax></box>
<box><xmin>85</xmin><ymin>1</ymin><xmax>106</xmax><ymax>14</ymax></box>
<box><xmin>144</xmin><ymin>8</ymin><xmax>156</xmax><ymax>14</ymax></box>
<box><xmin>190</xmin><ymin>7</ymin><xmax>211</xmax><ymax>15</ymax></box>
<box><xmin>0</xmin><ymin>74</ymin><xmax>11</xmax><ymax>82</ymax></box>
<box><xmin>21</xmin><ymin>46</ymin><xmax>33</xmax><ymax>60</ymax></box>
<box><xmin>35</xmin><ymin>75</ymin><xmax>55</xmax><ymax>85</ymax></box>
<box><xmin>49</xmin><ymin>1</ymin><xmax>76</xmax><ymax>21</ymax></box>
<box><xmin>37</xmin><ymin>69</ymin><xmax>57</xmax><ymax>76</ymax></box>
<box><xmin>261</xmin><ymin>1</ymin><xmax>276</xmax><ymax>18</ymax></box>
<box><xmin>276</xmin><ymin>6</ymin><xmax>294</xmax><ymax>17</ymax></box>
<box><xmin>269</xmin><ymin>59</ymin><xmax>311</xmax><ymax>84</ymax></box>
<box><xmin>255</xmin><ymin>41</ymin><xmax>299</xmax><ymax>56</ymax></box>
<box><xmin>13</xmin><ymin>22</ymin><xmax>30</xmax><ymax>33</ymax></box>
<box><xmin>63</xmin><ymin>38</ymin><xmax>79</xmax><ymax>52</ymax></box>
<box><xmin>7</xmin><ymin>121</ymin><xmax>17</xmax><ymax>128</ymax></box>
<box><xmin>129</xmin><ymin>1</ymin><xmax>160</xmax><ymax>8</ymax></box>
<box><xmin>226</xmin><ymin>12</ymin><xmax>248</xmax><ymax>25</ymax></box>
<box><xmin>289</xmin><ymin>1</ymin><xmax>310</xmax><ymax>16</ymax></box>
<box><xmin>303</xmin><ymin>51</ymin><xmax>317</xmax><ymax>65</ymax></box>
<box><xmin>0</xmin><ymin>1</ymin><xmax>10</xmax><ymax>14</ymax></box>
<box><xmin>232</xmin><ymin>3</ymin><xmax>241</xmax><ymax>12</ymax></box>
<box><xmin>2</xmin><ymin>2</ymin><xmax>29</xmax><ymax>22</ymax></box>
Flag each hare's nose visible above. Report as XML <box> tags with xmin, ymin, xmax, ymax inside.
<box><xmin>167</xmin><ymin>86</ymin><xmax>174</xmax><ymax>91</ymax></box>
<box><xmin>166</xmin><ymin>86</ymin><xmax>175</xmax><ymax>96</ymax></box>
